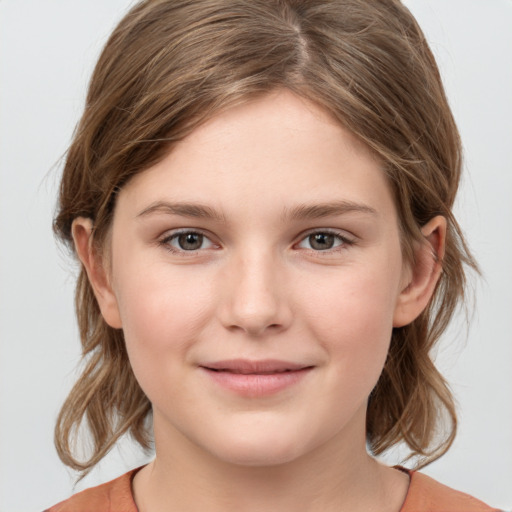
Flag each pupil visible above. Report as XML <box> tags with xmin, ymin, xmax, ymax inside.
<box><xmin>310</xmin><ymin>233</ymin><xmax>334</xmax><ymax>250</ymax></box>
<box><xmin>178</xmin><ymin>233</ymin><xmax>203</xmax><ymax>250</ymax></box>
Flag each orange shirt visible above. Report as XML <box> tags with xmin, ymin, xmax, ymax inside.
<box><xmin>45</xmin><ymin>467</ymin><xmax>500</xmax><ymax>512</ymax></box>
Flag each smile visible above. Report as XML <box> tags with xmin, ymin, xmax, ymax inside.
<box><xmin>199</xmin><ymin>359</ymin><xmax>314</xmax><ymax>397</ymax></box>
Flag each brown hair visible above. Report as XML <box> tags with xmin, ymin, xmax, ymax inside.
<box><xmin>54</xmin><ymin>0</ymin><xmax>477</xmax><ymax>475</ymax></box>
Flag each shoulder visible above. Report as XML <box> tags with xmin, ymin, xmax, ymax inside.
<box><xmin>401</xmin><ymin>470</ymin><xmax>500</xmax><ymax>512</ymax></box>
<box><xmin>44</xmin><ymin>468</ymin><xmax>141</xmax><ymax>512</ymax></box>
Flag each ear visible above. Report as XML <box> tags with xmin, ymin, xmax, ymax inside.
<box><xmin>72</xmin><ymin>218</ymin><xmax>123</xmax><ymax>329</ymax></box>
<box><xmin>393</xmin><ymin>215</ymin><xmax>446</xmax><ymax>328</ymax></box>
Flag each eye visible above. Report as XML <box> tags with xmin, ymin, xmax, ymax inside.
<box><xmin>160</xmin><ymin>230</ymin><xmax>215</xmax><ymax>252</ymax></box>
<box><xmin>296</xmin><ymin>231</ymin><xmax>353</xmax><ymax>251</ymax></box>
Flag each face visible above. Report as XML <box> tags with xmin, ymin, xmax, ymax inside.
<box><xmin>94</xmin><ymin>91</ymin><xmax>416</xmax><ymax>467</ymax></box>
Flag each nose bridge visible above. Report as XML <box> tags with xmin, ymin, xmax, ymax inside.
<box><xmin>220</xmin><ymin>246</ymin><xmax>289</xmax><ymax>336</ymax></box>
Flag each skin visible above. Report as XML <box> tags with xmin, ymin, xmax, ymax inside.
<box><xmin>74</xmin><ymin>90</ymin><xmax>445</xmax><ymax>512</ymax></box>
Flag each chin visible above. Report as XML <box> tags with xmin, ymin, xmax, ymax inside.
<box><xmin>201</xmin><ymin>422</ymin><xmax>316</xmax><ymax>468</ymax></box>
<box><xmin>212</xmin><ymin>441</ymin><xmax>305</xmax><ymax>467</ymax></box>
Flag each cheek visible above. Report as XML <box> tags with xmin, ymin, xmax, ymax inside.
<box><xmin>297</xmin><ymin>264</ymin><xmax>401</xmax><ymax>380</ymax></box>
<box><xmin>112</xmin><ymin>262</ymin><xmax>215</xmax><ymax>375</ymax></box>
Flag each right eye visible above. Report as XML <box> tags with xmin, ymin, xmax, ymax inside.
<box><xmin>160</xmin><ymin>230</ymin><xmax>215</xmax><ymax>253</ymax></box>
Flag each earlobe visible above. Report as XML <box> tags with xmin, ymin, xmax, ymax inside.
<box><xmin>72</xmin><ymin>218</ymin><xmax>123</xmax><ymax>329</ymax></box>
<box><xmin>393</xmin><ymin>215</ymin><xmax>446</xmax><ymax>328</ymax></box>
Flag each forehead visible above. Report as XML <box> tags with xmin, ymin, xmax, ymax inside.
<box><xmin>178</xmin><ymin>90</ymin><xmax>378</xmax><ymax>170</ymax></box>
<box><xmin>117</xmin><ymin>90</ymin><xmax>397</xmax><ymax>224</ymax></box>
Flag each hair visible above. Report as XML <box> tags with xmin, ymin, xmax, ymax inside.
<box><xmin>53</xmin><ymin>0</ymin><xmax>478</xmax><ymax>476</ymax></box>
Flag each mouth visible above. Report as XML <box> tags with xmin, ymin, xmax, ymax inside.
<box><xmin>200</xmin><ymin>359</ymin><xmax>313</xmax><ymax>374</ymax></box>
<box><xmin>199</xmin><ymin>359</ymin><xmax>314</xmax><ymax>396</ymax></box>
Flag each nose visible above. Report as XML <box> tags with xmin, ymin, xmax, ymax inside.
<box><xmin>218</xmin><ymin>252</ymin><xmax>292</xmax><ymax>337</ymax></box>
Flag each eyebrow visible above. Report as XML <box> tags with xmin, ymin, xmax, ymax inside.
<box><xmin>136</xmin><ymin>199</ymin><xmax>377</xmax><ymax>222</ymax></box>
<box><xmin>136</xmin><ymin>201</ymin><xmax>226</xmax><ymax>222</ymax></box>
<box><xmin>283</xmin><ymin>200</ymin><xmax>378</xmax><ymax>221</ymax></box>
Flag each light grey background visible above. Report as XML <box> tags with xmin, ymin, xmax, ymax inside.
<box><xmin>1</xmin><ymin>1</ymin><xmax>511</xmax><ymax>510</ymax></box>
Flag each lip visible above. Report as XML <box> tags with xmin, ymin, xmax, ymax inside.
<box><xmin>199</xmin><ymin>359</ymin><xmax>314</xmax><ymax>397</ymax></box>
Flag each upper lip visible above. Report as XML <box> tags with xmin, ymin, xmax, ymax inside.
<box><xmin>200</xmin><ymin>359</ymin><xmax>312</xmax><ymax>374</ymax></box>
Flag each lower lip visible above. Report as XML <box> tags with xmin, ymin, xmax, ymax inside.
<box><xmin>200</xmin><ymin>367</ymin><xmax>313</xmax><ymax>397</ymax></box>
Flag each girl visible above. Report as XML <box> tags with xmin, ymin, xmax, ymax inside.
<box><xmin>43</xmin><ymin>0</ymin><xmax>501</xmax><ymax>510</ymax></box>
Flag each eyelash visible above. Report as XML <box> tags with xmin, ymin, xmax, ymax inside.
<box><xmin>158</xmin><ymin>229</ymin><xmax>356</xmax><ymax>256</ymax></box>
<box><xmin>158</xmin><ymin>229</ymin><xmax>216</xmax><ymax>256</ymax></box>
<box><xmin>296</xmin><ymin>229</ymin><xmax>355</xmax><ymax>253</ymax></box>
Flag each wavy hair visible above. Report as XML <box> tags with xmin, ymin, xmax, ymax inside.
<box><xmin>53</xmin><ymin>0</ymin><xmax>478</xmax><ymax>476</ymax></box>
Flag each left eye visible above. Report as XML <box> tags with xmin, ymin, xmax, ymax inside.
<box><xmin>297</xmin><ymin>232</ymin><xmax>348</xmax><ymax>251</ymax></box>
<box><xmin>164</xmin><ymin>231</ymin><xmax>214</xmax><ymax>251</ymax></box>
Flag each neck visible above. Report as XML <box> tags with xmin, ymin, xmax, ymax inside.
<box><xmin>132</xmin><ymin>413</ymin><xmax>408</xmax><ymax>512</ymax></box>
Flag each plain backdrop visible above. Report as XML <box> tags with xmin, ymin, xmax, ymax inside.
<box><xmin>1</xmin><ymin>1</ymin><xmax>511</xmax><ymax>510</ymax></box>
